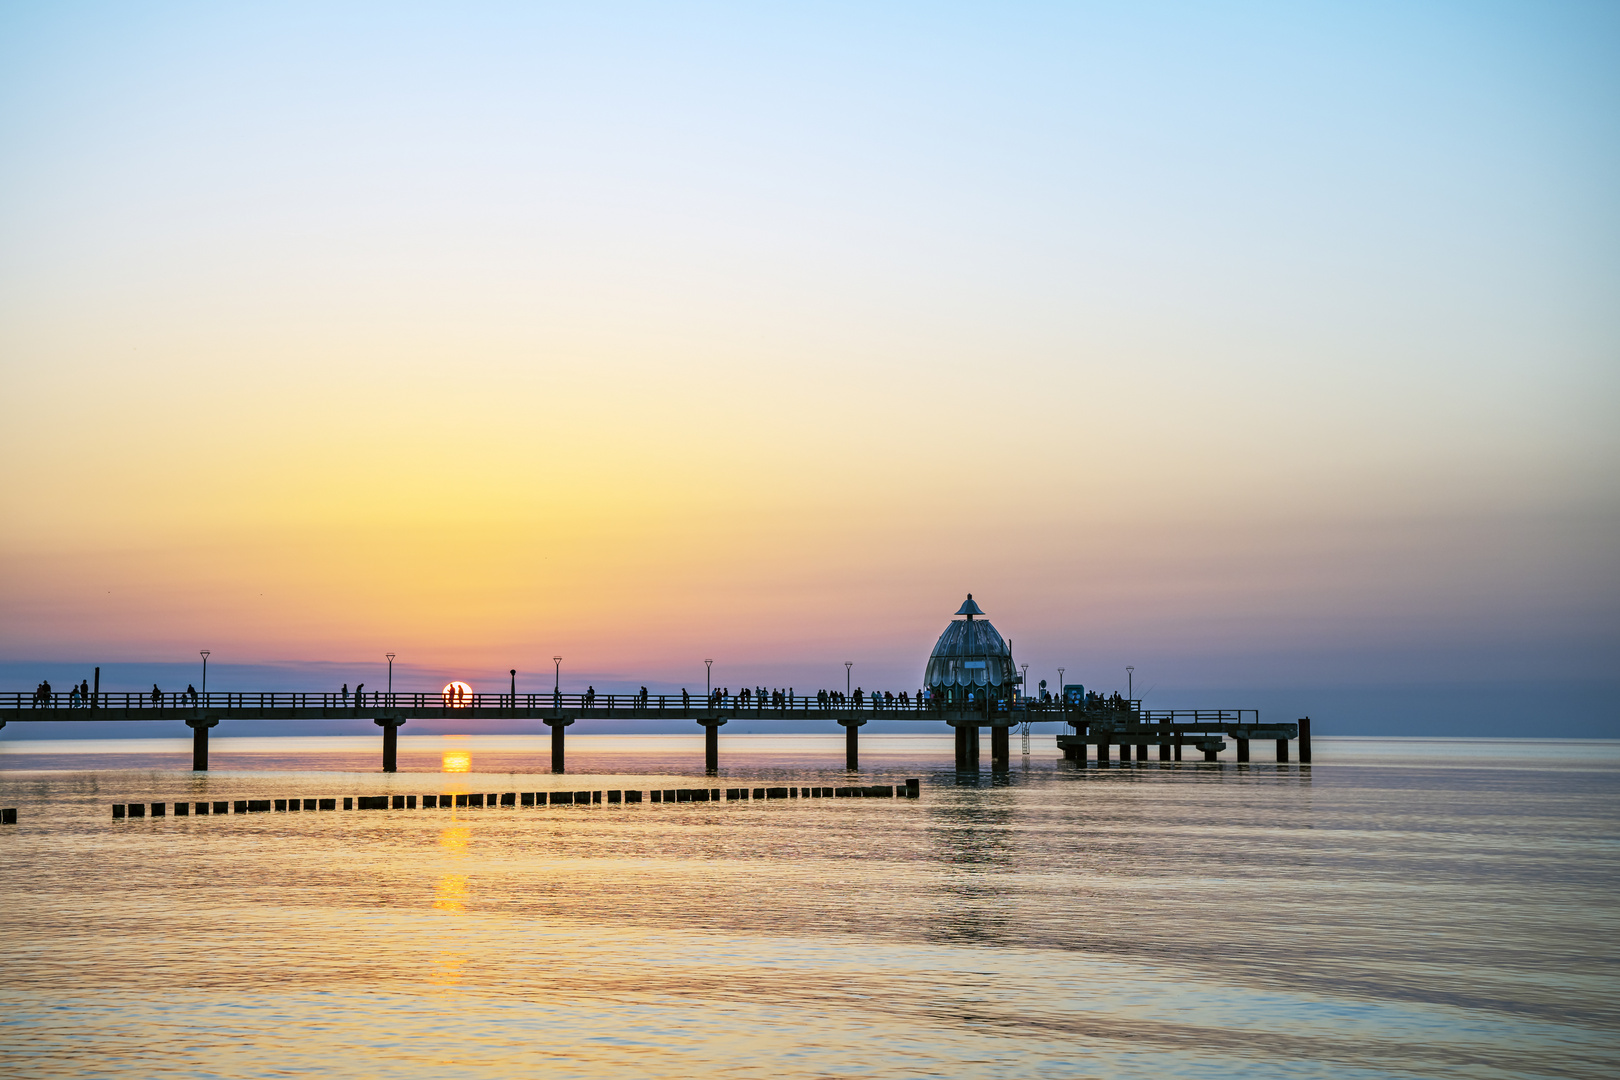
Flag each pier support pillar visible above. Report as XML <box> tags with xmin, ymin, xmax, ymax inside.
<box><xmin>1174</xmin><ymin>741</ymin><xmax>1182</xmax><ymax>762</ymax></box>
<box><xmin>1276</xmin><ymin>739</ymin><xmax>1289</xmax><ymax>762</ymax></box>
<box><xmin>1097</xmin><ymin>741</ymin><xmax>1109</xmax><ymax>765</ymax></box>
<box><xmin>1204</xmin><ymin>747</ymin><xmax>1218</xmax><ymax>762</ymax></box>
<box><xmin>1159</xmin><ymin>741</ymin><xmax>1170</xmax><ymax>761</ymax></box>
<box><xmin>698</xmin><ymin>717</ymin><xmax>727</xmax><ymax>773</ymax></box>
<box><xmin>1135</xmin><ymin>743</ymin><xmax>1147</xmax><ymax>761</ymax></box>
<box><xmin>839</xmin><ymin>717</ymin><xmax>866</xmax><ymax>771</ymax></box>
<box><xmin>990</xmin><ymin>725</ymin><xmax>1010</xmax><ymax>771</ymax></box>
<box><xmin>374</xmin><ymin>715</ymin><xmax>406</xmax><ymax>773</ymax></box>
<box><xmin>1236</xmin><ymin>738</ymin><xmax>1250</xmax><ymax>763</ymax></box>
<box><xmin>1298</xmin><ymin>717</ymin><xmax>1312</xmax><ymax>764</ymax></box>
<box><xmin>949</xmin><ymin>720</ymin><xmax>979</xmax><ymax>771</ymax></box>
<box><xmin>186</xmin><ymin>716</ymin><xmax>219</xmax><ymax>772</ymax></box>
<box><xmin>545</xmin><ymin>717</ymin><xmax>574</xmax><ymax>774</ymax></box>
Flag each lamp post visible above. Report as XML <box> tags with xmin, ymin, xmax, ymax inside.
<box><xmin>1021</xmin><ymin>663</ymin><xmax>1029</xmax><ymax>702</ymax></box>
<box><xmin>200</xmin><ymin>650</ymin><xmax>209</xmax><ymax>698</ymax></box>
<box><xmin>385</xmin><ymin>653</ymin><xmax>395</xmax><ymax>695</ymax></box>
<box><xmin>705</xmin><ymin>659</ymin><xmax>713</xmax><ymax>697</ymax></box>
<box><xmin>510</xmin><ymin>668</ymin><xmax>516</xmax><ymax>707</ymax></box>
<box><xmin>1057</xmin><ymin>667</ymin><xmax>1065</xmax><ymax>703</ymax></box>
<box><xmin>1127</xmin><ymin>666</ymin><xmax>1134</xmax><ymax>699</ymax></box>
<box><xmin>845</xmin><ymin>661</ymin><xmax>852</xmax><ymax>696</ymax></box>
<box><xmin>553</xmin><ymin>656</ymin><xmax>562</xmax><ymax>693</ymax></box>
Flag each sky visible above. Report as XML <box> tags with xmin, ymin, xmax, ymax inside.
<box><xmin>1</xmin><ymin>2</ymin><xmax>1616</xmax><ymax>728</ymax></box>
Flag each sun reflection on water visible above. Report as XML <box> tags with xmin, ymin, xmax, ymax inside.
<box><xmin>434</xmin><ymin>873</ymin><xmax>469</xmax><ymax>915</ymax></box>
<box><xmin>442</xmin><ymin>750</ymin><xmax>471</xmax><ymax>772</ymax></box>
<box><xmin>439</xmin><ymin>826</ymin><xmax>470</xmax><ymax>857</ymax></box>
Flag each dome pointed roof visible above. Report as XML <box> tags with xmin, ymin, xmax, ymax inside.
<box><xmin>925</xmin><ymin>594</ymin><xmax>1016</xmax><ymax>690</ymax></box>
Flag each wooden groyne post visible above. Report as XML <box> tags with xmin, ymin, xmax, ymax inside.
<box><xmin>1298</xmin><ymin>716</ymin><xmax>1311</xmax><ymax>763</ymax></box>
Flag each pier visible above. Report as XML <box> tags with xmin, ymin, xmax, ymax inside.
<box><xmin>0</xmin><ymin>689</ymin><xmax>1306</xmax><ymax>772</ymax></box>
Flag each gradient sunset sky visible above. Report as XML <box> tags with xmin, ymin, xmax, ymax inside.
<box><xmin>1</xmin><ymin>3</ymin><xmax>1615</xmax><ymax>703</ymax></box>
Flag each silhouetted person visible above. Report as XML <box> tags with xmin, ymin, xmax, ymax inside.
<box><xmin>341</xmin><ymin>683</ymin><xmax>349</xmax><ymax>704</ymax></box>
<box><xmin>152</xmin><ymin>683</ymin><xmax>162</xmax><ymax>706</ymax></box>
<box><xmin>186</xmin><ymin>683</ymin><xmax>197</xmax><ymax>705</ymax></box>
<box><xmin>355</xmin><ymin>683</ymin><xmax>365</xmax><ymax>706</ymax></box>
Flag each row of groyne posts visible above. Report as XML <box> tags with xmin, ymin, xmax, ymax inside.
<box><xmin>109</xmin><ymin>781</ymin><xmax>923</xmax><ymax>819</ymax></box>
<box><xmin>2</xmin><ymin>690</ymin><xmax>1311</xmax><ymax>773</ymax></box>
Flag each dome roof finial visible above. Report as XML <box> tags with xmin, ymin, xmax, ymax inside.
<box><xmin>955</xmin><ymin>594</ymin><xmax>985</xmax><ymax>617</ymax></box>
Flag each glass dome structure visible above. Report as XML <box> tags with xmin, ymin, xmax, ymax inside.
<box><xmin>924</xmin><ymin>594</ymin><xmax>1019</xmax><ymax>703</ymax></box>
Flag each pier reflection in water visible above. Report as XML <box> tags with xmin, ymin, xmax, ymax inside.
<box><xmin>0</xmin><ymin>737</ymin><xmax>1616</xmax><ymax>1079</ymax></box>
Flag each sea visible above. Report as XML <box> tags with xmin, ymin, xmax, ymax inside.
<box><xmin>1</xmin><ymin>734</ymin><xmax>1616</xmax><ymax>1079</ymax></box>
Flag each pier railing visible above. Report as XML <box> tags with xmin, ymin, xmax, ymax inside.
<box><xmin>0</xmin><ymin>689</ymin><xmax>1256</xmax><ymax>725</ymax></box>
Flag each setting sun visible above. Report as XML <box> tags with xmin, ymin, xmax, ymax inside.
<box><xmin>441</xmin><ymin>681</ymin><xmax>473</xmax><ymax>708</ymax></box>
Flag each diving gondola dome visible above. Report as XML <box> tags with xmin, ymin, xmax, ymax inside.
<box><xmin>924</xmin><ymin>594</ymin><xmax>1017</xmax><ymax>690</ymax></box>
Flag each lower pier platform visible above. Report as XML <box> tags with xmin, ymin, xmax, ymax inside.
<box><xmin>1057</xmin><ymin>720</ymin><xmax>1306</xmax><ymax>763</ymax></box>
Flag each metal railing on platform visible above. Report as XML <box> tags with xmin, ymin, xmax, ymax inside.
<box><xmin>2</xmin><ymin>689</ymin><xmax>1257</xmax><ymax>725</ymax></box>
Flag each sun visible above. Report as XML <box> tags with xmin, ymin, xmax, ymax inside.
<box><xmin>441</xmin><ymin>681</ymin><xmax>474</xmax><ymax>707</ymax></box>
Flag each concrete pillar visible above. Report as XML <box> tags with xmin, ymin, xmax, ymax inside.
<box><xmin>375</xmin><ymin>716</ymin><xmax>406</xmax><ymax>772</ymax></box>
<box><xmin>839</xmin><ymin>718</ymin><xmax>866</xmax><ymax>771</ymax></box>
<box><xmin>967</xmin><ymin>725</ymin><xmax>981</xmax><ymax>770</ymax></box>
<box><xmin>1136</xmin><ymin>743</ymin><xmax>1148</xmax><ymax>761</ymax></box>
<box><xmin>186</xmin><ymin>716</ymin><xmax>218</xmax><ymax>772</ymax></box>
<box><xmin>991</xmin><ymin>725</ymin><xmax>1010</xmax><ymax>770</ymax></box>
<box><xmin>1299</xmin><ymin>717</ymin><xmax>1312</xmax><ymax>763</ymax></box>
<box><xmin>1204</xmin><ymin>747</ymin><xmax>1218</xmax><ymax>762</ymax></box>
<box><xmin>698</xmin><ymin>718</ymin><xmax>727</xmax><ymax>772</ymax></box>
<box><xmin>1174</xmin><ymin>741</ymin><xmax>1182</xmax><ymax>761</ymax></box>
<box><xmin>1276</xmin><ymin>738</ymin><xmax>1289</xmax><ymax>762</ymax></box>
<box><xmin>1236</xmin><ymin>738</ymin><xmax>1250</xmax><ymax>763</ymax></box>
<box><xmin>546</xmin><ymin>717</ymin><xmax>573</xmax><ymax>773</ymax></box>
<box><xmin>1097</xmin><ymin>740</ymin><xmax>1109</xmax><ymax>764</ymax></box>
<box><xmin>1159</xmin><ymin>741</ymin><xmax>1170</xmax><ymax>761</ymax></box>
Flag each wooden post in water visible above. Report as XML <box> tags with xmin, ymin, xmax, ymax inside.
<box><xmin>375</xmin><ymin>716</ymin><xmax>406</xmax><ymax>772</ymax></box>
<box><xmin>1298</xmin><ymin>717</ymin><xmax>1311</xmax><ymax>763</ymax></box>
<box><xmin>839</xmin><ymin>717</ymin><xmax>865</xmax><ymax>771</ymax></box>
<box><xmin>546</xmin><ymin>717</ymin><xmax>572</xmax><ymax>773</ymax></box>
<box><xmin>990</xmin><ymin>724</ymin><xmax>1010</xmax><ymax>771</ymax></box>
<box><xmin>1236</xmin><ymin>738</ymin><xmax>1250</xmax><ymax>763</ymax></box>
<box><xmin>1276</xmin><ymin>738</ymin><xmax>1289</xmax><ymax>762</ymax></box>
<box><xmin>186</xmin><ymin>716</ymin><xmax>218</xmax><ymax>771</ymax></box>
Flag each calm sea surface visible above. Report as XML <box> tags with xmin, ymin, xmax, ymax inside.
<box><xmin>1</xmin><ymin>735</ymin><xmax>1616</xmax><ymax>1079</ymax></box>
